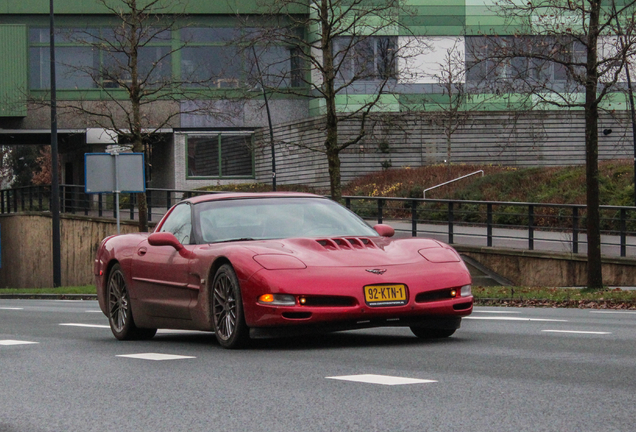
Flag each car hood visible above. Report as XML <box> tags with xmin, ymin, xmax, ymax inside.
<box><xmin>240</xmin><ymin>237</ymin><xmax>461</xmax><ymax>268</ymax></box>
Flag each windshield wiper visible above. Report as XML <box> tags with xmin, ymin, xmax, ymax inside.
<box><xmin>215</xmin><ymin>238</ymin><xmax>255</xmax><ymax>243</ymax></box>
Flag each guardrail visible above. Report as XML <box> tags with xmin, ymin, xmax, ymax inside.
<box><xmin>1</xmin><ymin>185</ymin><xmax>635</xmax><ymax>258</ymax></box>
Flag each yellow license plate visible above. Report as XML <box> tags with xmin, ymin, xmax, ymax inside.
<box><xmin>364</xmin><ymin>284</ymin><xmax>407</xmax><ymax>307</ymax></box>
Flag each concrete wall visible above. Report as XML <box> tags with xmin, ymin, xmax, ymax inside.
<box><xmin>1</xmin><ymin>213</ymin><xmax>633</xmax><ymax>288</ymax></box>
<box><xmin>0</xmin><ymin>214</ymin><xmax>142</xmax><ymax>288</ymax></box>
<box><xmin>456</xmin><ymin>246</ymin><xmax>636</xmax><ymax>287</ymax></box>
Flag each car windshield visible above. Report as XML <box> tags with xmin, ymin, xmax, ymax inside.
<box><xmin>193</xmin><ymin>197</ymin><xmax>378</xmax><ymax>243</ymax></box>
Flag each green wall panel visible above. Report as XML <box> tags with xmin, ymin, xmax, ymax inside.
<box><xmin>2</xmin><ymin>0</ymin><xmax>302</xmax><ymax>15</ymax></box>
<box><xmin>407</xmin><ymin>0</ymin><xmax>465</xmax><ymax>6</ymax></box>
<box><xmin>0</xmin><ymin>24</ymin><xmax>27</xmax><ymax>117</ymax></box>
<box><xmin>402</xmin><ymin>25</ymin><xmax>466</xmax><ymax>36</ymax></box>
<box><xmin>401</xmin><ymin>15</ymin><xmax>466</xmax><ymax>28</ymax></box>
<box><xmin>409</xmin><ymin>6</ymin><xmax>466</xmax><ymax>15</ymax></box>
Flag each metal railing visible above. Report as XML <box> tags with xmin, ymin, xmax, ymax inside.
<box><xmin>0</xmin><ymin>185</ymin><xmax>217</xmax><ymax>222</ymax></box>
<box><xmin>2</xmin><ymin>185</ymin><xmax>635</xmax><ymax>258</ymax></box>
<box><xmin>344</xmin><ymin>196</ymin><xmax>636</xmax><ymax>258</ymax></box>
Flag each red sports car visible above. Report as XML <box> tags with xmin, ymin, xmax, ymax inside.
<box><xmin>95</xmin><ymin>192</ymin><xmax>473</xmax><ymax>348</ymax></box>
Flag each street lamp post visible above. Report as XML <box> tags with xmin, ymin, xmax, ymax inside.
<box><xmin>50</xmin><ymin>0</ymin><xmax>62</xmax><ymax>287</ymax></box>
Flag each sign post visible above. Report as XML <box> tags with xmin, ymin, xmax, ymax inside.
<box><xmin>85</xmin><ymin>153</ymin><xmax>145</xmax><ymax>234</ymax></box>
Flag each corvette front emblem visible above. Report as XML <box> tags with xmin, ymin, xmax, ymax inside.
<box><xmin>366</xmin><ymin>269</ymin><xmax>387</xmax><ymax>275</ymax></box>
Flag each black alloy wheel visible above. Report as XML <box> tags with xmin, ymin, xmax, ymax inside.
<box><xmin>212</xmin><ymin>264</ymin><xmax>248</xmax><ymax>349</ymax></box>
<box><xmin>107</xmin><ymin>264</ymin><xmax>156</xmax><ymax>341</ymax></box>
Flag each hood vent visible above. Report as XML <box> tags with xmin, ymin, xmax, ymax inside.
<box><xmin>315</xmin><ymin>237</ymin><xmax>376</xmax><ymax>250</ymax></box>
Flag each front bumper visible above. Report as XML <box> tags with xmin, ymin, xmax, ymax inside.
<box><xmin>248</xmin><ymin>294</ymin><xmax>473</xmax><ymax>329</ymax></box>
<box><xmin>249</xmin><ymin>312</ymin><xmax>465</xmax><ymax>339</ymax></box>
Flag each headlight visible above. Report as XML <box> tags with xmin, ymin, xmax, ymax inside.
<box><xmin>258</xmin><ymin>294</ymin><xmax>296</xmax><ymax>306</ymax></box>
<box><xmin>460</xmin><ymin>285</ymin><xmax>472</xmax><ymax>297</ymax></box>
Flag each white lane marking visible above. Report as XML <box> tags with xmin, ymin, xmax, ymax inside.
<box><xmin>85</xmin><ymin>310</ymin><xmax>103</xmax><ymax>313</ymax></box>
<box><xmin>0</xmin><ymin>340</ymin><xmax>39</xmax><ymax>346</ymax></box>
<box><xmin>590</xmin><ymin>310</ymin><xmax>636</xmax><ymax>315</ymax></box>
<box><xmin>542</xmin><ymin>330</ymin><xmax>612</xmax><ymax>335</ymax></box>
<box><xmin>116</xmin><ymin>353</ymin><xmax>196</xmax><ymax>361</ymax></box>
<box><xmin>0</xmin><ymin>307</ymin><xmax>24</xmax><ymax>310</ymax></box>
<box><xmin>59</xmin><ymin>323</ymin><xmax>110</xmax><ymax>329</ymax></box>
<box><xmin>472</xmin><ymin>310</ymin><xmax>521</xmax><ymax>314</ymax></box>
<box><xmin>326</xmin><ymin>374</ymin><xmax>437</xmax><ymax>386</ymax></box>
<box><xmin>464</xmin><ymin>317</ymin><xmax>568</xmax><ymax>322</ymax></box>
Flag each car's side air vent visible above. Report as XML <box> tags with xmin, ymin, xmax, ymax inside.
<box><xmin>315</xmin><ymin>238</ymin><xmax>376</xmax><ymax>250</ymax></box>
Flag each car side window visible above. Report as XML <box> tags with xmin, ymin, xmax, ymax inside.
<box><xmin>160</xmin><ymin>204</ymin><xmax>192</xmax><ymax>245</ymax></box>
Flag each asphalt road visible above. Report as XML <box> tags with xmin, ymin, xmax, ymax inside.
<box><xmin>1</xmin><ymin>300</ymin><xmax>635</xmax><ymax>432</ymax></box>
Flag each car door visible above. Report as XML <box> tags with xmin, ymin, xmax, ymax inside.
<box><xmin>131</xmin><ymin>203</ymin><xmax>198</xmax><ymax>320</ymax></box>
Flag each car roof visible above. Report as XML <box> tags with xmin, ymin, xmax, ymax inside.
<box><xmin>184</xmin><ymin>192</ymin><xmax>326</xmax><ymax>205</ymax></box>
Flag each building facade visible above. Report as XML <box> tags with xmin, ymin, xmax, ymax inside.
<box><xmin>1</xmin><ymin>1</ymin><xmax>634</xmax><ymax>190</ymax></box>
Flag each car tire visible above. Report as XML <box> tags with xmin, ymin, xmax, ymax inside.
<box><xmin>410</xmin><ymin>326</ymin><xmax>456</xmax><ymax>339</ymax></box>
<box><xmin>107</xmin><ymin>263</ymin><xmax>157</xmax><ymax>341</ymax></box>
<box><xmin>211</xmin><ymin>264</ymin><xmax>249</xmax><ymax>349</ymax></box>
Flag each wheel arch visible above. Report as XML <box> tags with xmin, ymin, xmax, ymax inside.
<box><xmin>207</xmin><ymin>256</ymin><xmax>234</xmax><ymax>289</ymax></box>
<box><xmin>97</xmin><ymin>258</ymin><xmax>120</xmax><ymax>315</ymax></box>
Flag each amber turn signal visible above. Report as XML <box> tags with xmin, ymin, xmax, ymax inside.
<box><xmin>259</xmin><ymin>294</ymin><xmax>275</xmax><ymax>303</ymax></box>
<box><xmin>257</xmin><ymin>294</ymin><xmax>296</xmax><ymax>306</ymax></box>
<box><xmin>450</xmin><ymin>290</ymin><xmax>457</xmax><ymax>297</ymax></box>
<box><xmin>299</xmin><ymin>296</ymin><xmax>307</xmax><ymax>305</ymax></box>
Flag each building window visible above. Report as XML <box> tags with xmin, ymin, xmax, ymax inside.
<box><xmin>187</xmin><ymin>134</ymin><xmax>253</xmax><ymax>178</ymax></box>
<box><xmin>465</xmin><ymin>36</ymin><xmax>586</xmax><ymax>92</ymax></box>
<box><xmin>28</xmin><ymin>27</ymin><xmax>172</xmax><ymax>90</ymax></box>
<box><xmin>180</xmin><ymin>27</ymin><xmax>300</xmax><ymax>89</ymax></box>
<box><xmin>334</xmin><ymin>36</ymin><xmax>398</xmax><ymax>82</ymax></box>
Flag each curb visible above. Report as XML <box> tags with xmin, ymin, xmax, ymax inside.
<box><xmin>475</xmin><ymin>298</ymin><xmax>636</xmax><ymax>309</ymax></box>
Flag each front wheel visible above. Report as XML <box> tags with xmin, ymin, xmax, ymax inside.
<box><xmin>212</xmin><ymin>264</ymin><xmax>249</xmax><ymax>349</ymax></box>
<box><xmin>107</xmin><ymin>264</ymin><xmax>157</xmax><ymax>341</ymax></box>
<box><xmin>410</xmin><ymin>326</ymin><xmax>456</xmax><ymax>339</ymax></box>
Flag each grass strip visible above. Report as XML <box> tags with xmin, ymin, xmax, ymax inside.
<box><xmin>474</xmin><ymin>286</ymin><xmax>636</xmax><ymax>309</ymax></box>
<box><xmin>0</xmin><ymin>286</ymin><xmax>96</xmax><ymax>295</ymax></box>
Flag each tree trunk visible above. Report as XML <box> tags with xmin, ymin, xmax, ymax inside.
<box><xmin>137</xmin><ymin>191</ymin><xmax>149</xmax><ymax>232</ymax></box>
<box><xmin>327</xmin><ymin>147</ymin><xmax>342</xmax><ymax>202</ymax></box>
<box><xmin>584</xmin><ymin>0</ymin><xmax>603</xmax><ymax>289</ymax></box>
<box><xmin>131</xmin><ymin>139</ymin><xmax>149</xmax><ymax>233</ymax></box>
<box><xmin>320</xmin><ymin>0</ymin><xmax>342</xmax><ymax>202</ymax></box>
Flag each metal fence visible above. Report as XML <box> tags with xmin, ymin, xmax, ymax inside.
<box><xmin>344</xmin><ymin>196</ymin><xmax>636</xmax><ymax>258</ymax></box>
<box><xmin>2</xmin><ymin>185</ymin><xmax>635</xmax><ymax>258</ymax></box>
<box><xmin>0</xmin><ymin>184</ymin><xmax>215</xmax><ymax>223</ymax></box>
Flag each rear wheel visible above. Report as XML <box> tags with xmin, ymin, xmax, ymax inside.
<box><xmin>410</xmin><ymin>326</ymin><xmax>456</xmax><ymax>339</ymax></box>
<box><xmin>107</xmin><ymin>264</ymin><xmax>157</xmax><ymax>341</ymax></box>
<box><xmin>212</xmin><ymin>264</ymin><xmax>249</xmax><ymax>349</ymax></box>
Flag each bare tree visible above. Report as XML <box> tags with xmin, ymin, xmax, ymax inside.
<box><xmin>243</xmin><ymin>0</ymin><xmax>420</xmax><ymax>201</ymax></box>
<box><xmin>38</xmin><ymin>0</ymin><xmax>236</xmax><ymax>231</ymax></box>
<box><xmin>408</xmin><ymin>39</ymin><xmax>491</xmax><ymax>179</ymax></box>
<box><xmin>469</xmin><ymin>0</ymin><xmax>636</xmax><ymax>289</ymax></box>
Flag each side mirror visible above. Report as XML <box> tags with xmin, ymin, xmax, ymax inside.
<box><xmin>373</xmin><ymin>224</ymin><xmax>395</xmax><ymax>237</ymax></box>
<box><xmin>148</xmin><ymin>232</ymin><xmax>184</xmax><ymax>252</ymax></box>
<box><xmin>148</xmin><ymin>232</ymin><xmax>194</xmax><ymax>258</ymax></box>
